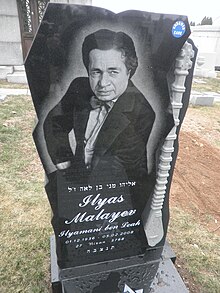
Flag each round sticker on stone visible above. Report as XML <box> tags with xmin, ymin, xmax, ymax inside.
<box><xmin>172</xmin><ymin>21</ymin><xmax>186</xmax><ymax>38</ymax></box>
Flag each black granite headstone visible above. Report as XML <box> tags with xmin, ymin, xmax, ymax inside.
<box><xmin>25</xmin><ymin>3</ymin><xmax>197</xmax><ymax>292</ymax></box>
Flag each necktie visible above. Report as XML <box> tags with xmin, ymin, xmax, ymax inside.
<box><xmin>84</xmin><ymin>97</ymin><xmax>113</xmax><ymax>169</ymax></box>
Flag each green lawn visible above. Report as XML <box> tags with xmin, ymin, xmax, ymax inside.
<box><xmin>168</xmin><ymin>208</ymin><xmax>220</xmax><ymax>293</ymax></box>
<box><xmin>192</xmin><ymin>72</ymin><xmax>220</xmax><ymax>93</ymax></box>
<box><xmin>0</xmin><ymin>79</ymin><xmax>29</xmax><ymax>89</ymax></box>
<box><xmin>0</xmin><ymin>95</ymin><xmax>52</xmax><ymax>293</ymax></box>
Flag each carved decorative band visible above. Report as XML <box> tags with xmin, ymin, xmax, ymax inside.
<box><xmin>143</xmin><ymin>41</ymin><xmax>195</xmax><ymax>247</ymax></box>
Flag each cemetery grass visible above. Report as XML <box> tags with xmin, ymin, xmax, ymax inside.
<box><xmin>0</xmin><ymin>95</ymin><xmax>219</xmax><ymax>293</ymax></box>
<box><xmin>0</xmin><ymin>79</ymin><xmax>29</xmax><ymax>89</ymax></box>
<box><xmin>192</xmin><ymin>72</ymin><xmax>220</xmax><ymax>93</ymax></box>
<box><xmin>0</xmin><ymin>95</ymin><xmax>52</xmax><ymax>293</ymax></box>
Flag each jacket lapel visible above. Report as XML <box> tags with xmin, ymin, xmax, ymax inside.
<box><xmin>73</xmin><ymin>106</ymin><xmax>90</xmax><ymax>157</ymax></box>
<box><xmin>93</xmin><ymin>86</ymin><xmax>136</xmax><ymax>165</ymax></box>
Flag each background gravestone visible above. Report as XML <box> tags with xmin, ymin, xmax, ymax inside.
<box><xmin>25</xmin><ymin>3</ymin><xmax>197</xmax><ymax>292</ymax></box>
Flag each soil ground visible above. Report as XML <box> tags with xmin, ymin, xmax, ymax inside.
<box><xmin>170</xmin><ymin>105</ymin><xmax>220</xmax><ymax>234</ymax></box>
<box><xmin>169</xmin><ymin>104</ymin><xmax>220</xmax><ymax>293</ymax></box>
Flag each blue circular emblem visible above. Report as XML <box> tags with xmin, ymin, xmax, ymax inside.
<box><xmin>172</xmin><ymin>21</ymin><xmax>186</xmax><ymax>38</ymax></box>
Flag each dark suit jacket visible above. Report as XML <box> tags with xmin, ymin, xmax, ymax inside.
<box><xmin>44</xmin><ymin>77</ymin><xmax>155</xmax><ymax>184</ymax></box>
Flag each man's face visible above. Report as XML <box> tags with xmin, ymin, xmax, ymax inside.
<box><xmin>88</xmin><ymin>49</ymin><xmax>130</xmax><ymax>101</ymax></box>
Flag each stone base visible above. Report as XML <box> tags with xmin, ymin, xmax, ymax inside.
<box><xmin>7</xmin><ymin>72</ymin><xmax>27</xmax><ymax>84</ymax></box>
<box><xmin>50</xmin><ymin>236</ymin><xmax>188</xmax><ymax>293</ymax></box>
<box><xmin>194</xmin><ymin>69</ymin><xmax>217</xmax><ymax>78</ymax></box>
<box><xmin>0</xmin><ymin>66</ymin><xmax>13</xmax><ymax>79</ymax></box>
<box><xmin>194</xmin><ymin>52</ymin><xmax>217</xmax><ymax>78</ymax></box>
<box><xmin>0</xmin><ymin>65</ymin><xmax>27</xmax><ymax>84</ymax></box>
<box><xmin>190</xmin><ymin>92</ymin><xmax>215</xmax><ymax>106</ymax></box>
<box><xmin>150</xmin><ymin>259</ymin><xmax>189</xmax><ymax>292</ymax></box>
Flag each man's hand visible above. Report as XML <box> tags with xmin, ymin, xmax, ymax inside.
<box><xmin>56</xmin><ymin>161</ymin><xmax>71</xmax><ymax>170</ymax></box>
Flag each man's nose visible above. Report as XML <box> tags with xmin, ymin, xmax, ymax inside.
<box><xmin>98</xmin><ymin>73</ymin><xmax>110</xmax><ymax>87</ymax></box>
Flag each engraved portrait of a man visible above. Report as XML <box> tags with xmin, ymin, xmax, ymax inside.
<box><xmin>44</xmin><ymin>29</ymin><xmax>155</xmax><ymax>195</ymax></box>
<box><xmin>44</xmin><ymin>29</ymin><xmax>155</xmax><ymax>212</ymax></box>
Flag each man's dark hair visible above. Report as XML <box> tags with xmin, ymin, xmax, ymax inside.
<box><xmin>82</xmin><ymin>29</ymin><xmax>138</xmax><ymax>78</ymax></box>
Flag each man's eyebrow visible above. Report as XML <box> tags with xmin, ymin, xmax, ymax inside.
<box><xmin>90</xmin><ymin>67</ymin><xmax>101</xmax><ymax>71</ymax></box>
<box><xmin>90</xmin><ymin>67</ymin><xmax>121</xmax><ymax>71</ymax></box>
<box><xmin>108</xmin><ymin>67</ymin><xmax>121</xmax><ymax>71</ymax></box>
